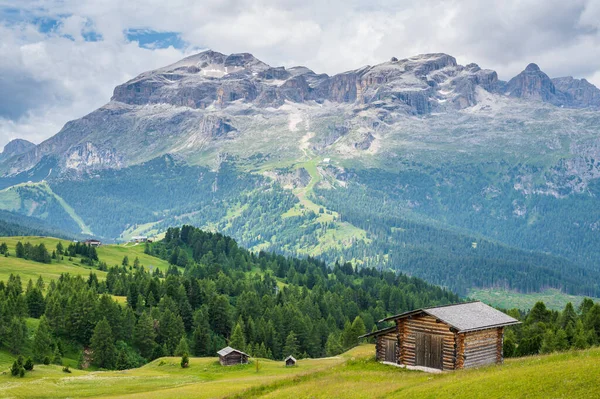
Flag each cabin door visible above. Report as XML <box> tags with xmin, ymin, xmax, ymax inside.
<box><xmin>384</xmin><ymin>339</ymin><xmax>397</xmax><ymax>363</ymax></box>
<box><xmin>415</xmin><ymin>333</ymin><xmax>443</xmax><ymax>369</ymax></box>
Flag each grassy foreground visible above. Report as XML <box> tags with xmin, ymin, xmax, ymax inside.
<box><xmin>0</xmin><ymin>345</ymin><xmax>599</xmax><ymax>398</ymax></box>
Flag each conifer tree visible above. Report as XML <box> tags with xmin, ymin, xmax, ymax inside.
<box><xmin>229</xmin><ymin>322</ymin><xmax>246</xmax><ymax>351</ymax></box>
<box><xmin>90</xmin><ymin>318</ymin><xmax>117</xmax><ymax>369</ymax></box>
<box><xmin>175</xmin><ymin>337</ymin><xmax>190</xmax><ymax>356</ymax></box>
<box><xmin>283</xmin><ymin>331</ymin><xmax>299</xmax><ymax>357</ymax></box>
<box><xmin>33</xmin><ymin>316</ymin><xmax>54</xmax><ymax>362</ymax></box>
<box><xmin>134</xmin><ymin>312</ymin><xmax>156</xmax><ymax>359</ymax></box>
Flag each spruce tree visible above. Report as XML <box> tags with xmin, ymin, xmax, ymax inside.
<box><xmin>134</xmin><ymin>312</ymin><xmax>157</xmax><ymax>359</ymax></box>
<box><xmin>175</xmin><ymin>337</ymin><xmax>190</xmax><ymax>356</ymax></box>
<box><xmin>90</xmin><ymin>318</ymin><xmax>117</xmax><ymax>369</ymax></box>
<box><xmin>229</xmin><ymin>322</ymin><xmax>246</xmax><ymax>351</ymax></box>
<box><xmin>283</xmin><ymin>331</ymin><xmax>299</xmax><ymax>358</ymax></box>
<box><xmin>192</xmin><ymin>318</ymin><xmax>211</xmax><ymax>356</ymax></box>
<box><xmin>181</xmin><ymin>353</ymin><xmax>189</xmax><ymax>368</ymax></box>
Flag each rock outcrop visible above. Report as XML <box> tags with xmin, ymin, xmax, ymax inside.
<box><xmin>0</xmin><ymin>139</ymin><xmax>35</xmax><ymax>161</ymax></box>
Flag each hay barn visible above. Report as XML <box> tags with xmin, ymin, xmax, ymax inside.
<box><xmin>217</xmin><ymin>346</ymin><xmax>249</xmax><ymax>366</ymax></box>
<box><xmin>361</xmin><ymin>301</ymin><xmax>520</xmax><ymax>370</ymax></box>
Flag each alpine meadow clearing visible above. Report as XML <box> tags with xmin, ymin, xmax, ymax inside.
<box><xmin>0</xmin><ymin>345</ymin><xmax>599</xmax><ymax>398</ymax></box>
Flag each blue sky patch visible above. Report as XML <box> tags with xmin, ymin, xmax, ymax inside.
<box><xmin>125</xmin><ymin>29</ymin><xmax>186</xmax><ymax>49</ymax></box>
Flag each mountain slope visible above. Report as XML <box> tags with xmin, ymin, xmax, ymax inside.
<box><xmin>2</xmin><ymin>50</ymin><xmax>600</xmax><ymax>298</ymax></box>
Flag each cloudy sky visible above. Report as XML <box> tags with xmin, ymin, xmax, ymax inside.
<box><xmin>1</xmin><ymin>0</ymin><xmax>600</xmax><ymax>149</ymax></box>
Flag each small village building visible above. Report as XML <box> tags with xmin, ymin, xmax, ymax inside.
<box><xmin>217</xmin><ymin>346</ymin><xmax>249</xmax><ymax>366</ymax></box>
<box><xmin>131</xmin><ymin>236</ymin><xmax>148</xmax><ymax>243</ymax></box>
<box><xmin>83</xmin><ymin>239</ymin><xmax>102</xmax><ymax>247</ymax></box>
<box><xmin>361</xmin><ymin>301</ymin><xmax>520</xmax><ymax>371</ymax></box>
<box><xmin>284</xmin><ymin>356</ymin><xmax>297</xmax><ymax>367</ymax></box>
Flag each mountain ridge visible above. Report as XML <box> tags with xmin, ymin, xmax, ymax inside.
<box><xmin>2</xmin><ymin>50</ymin><xmax>600</xmax><ymax>176</ymax></box>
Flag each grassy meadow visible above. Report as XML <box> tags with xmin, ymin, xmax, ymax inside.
<box><xmin>0</xmin><ymin>236</ymin><xmax>172</xmax><ymax>284</ymax></box>
<box><xmin>0</xmin><ymin>345</ymin><xmax>599</xmax><ymax>398</ymax></box>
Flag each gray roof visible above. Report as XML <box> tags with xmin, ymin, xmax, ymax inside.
<box><xmin>285</xmin><ymin>355</ymin><xmax>297</xmax><ymax>362</ymax></box>
<box><xmin>217</xmin><ymin>346</ymin><xmax>249</xmax><ymax>357</ymax></box>
<box><xmin>358</xmin><ymin>326</ymin><xmax>397</xmax><ymax>339</ymax></box>
<box><xmin>380</xmin><ymin>301</ymin><xmax>520</xmax><ymax>332</ymax></box>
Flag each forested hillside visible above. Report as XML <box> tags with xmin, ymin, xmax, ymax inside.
<box><xmin>0</xmin><ymin>210</ymin><xmax>75</xmax><ymax>240</ymax></box>
<box><xmin>0</xmin><ymin>226</ymin><xmax>457</xmax><ymax>371</ymax></box>
<box><xmin>1</xmin><ymin>155</ymin><xmax>592</xmax><ymax>297</ymax></box>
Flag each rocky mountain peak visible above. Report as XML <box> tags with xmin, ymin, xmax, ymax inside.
<box><xmin>504</xmin><ymin>62</ymin><xmax>560</xmax><ymax>103</ymax></box>
<box><xmin>0</xmin><ymin>139</ymin><xmax>35</xmax><ymax>161</ymax></box>
<box><xmin>525</xmin><ymin>63</ymin><xmax>541</xmax><ymax>72</ymax></box>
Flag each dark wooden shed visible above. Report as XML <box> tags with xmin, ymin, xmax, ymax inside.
<box><xmin>284</xmin><ymin>355</ymin><xmax>297</xmax><ymax>367</ymax></box>
<box><xmin>217</xmin><ymin>346</ymin><xmax>249</xmax><ymax>366</ymax></box>
<box><xmin>361</xmin><ymin>301</ymin><xmax>520</xmax><ymax>370</ymax></box>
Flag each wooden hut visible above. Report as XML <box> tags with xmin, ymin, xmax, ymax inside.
<box><xmin>361</xmin><ymin>301</ymin><xmax>520</xmax><ymax>370</ymax></box>
<box><xmin>217</xmin><ymin>346</ymin><xmax>249</xmax><ymax>366</ymax></box>
<box><xmin>284</xmin><ymin>355</ymin><xmax>297</xmax><ymax>367</ymax></box>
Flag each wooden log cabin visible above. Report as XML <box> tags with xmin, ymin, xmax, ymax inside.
<box><xmin>217</xmin><ymin>346</ymin><xmax>249</xmax><ymax>366</ymax></box>
<box><xmin>361</xmin><ymin>301</ymin><xmax>520</xmax><ymax>370</ymax></box>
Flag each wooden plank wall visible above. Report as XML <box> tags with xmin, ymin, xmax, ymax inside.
<box><xmin>375</xmin><ymin>330</ymin><xmax>399</xmax><ymax>362</ymax></box>
<box><xmin>462</xmin><ymin>328</ymin><xmax>501</xmax><ymax>369</ymax></box>
<box><xmin>220</xmin><ymin>352</ymin><xmax>248</xmax><ymax>366</ymax></box>
<box><xmin>398</xmin><ymin>314</ymin><xmax>455</xmax><ymax>370</ymax></box>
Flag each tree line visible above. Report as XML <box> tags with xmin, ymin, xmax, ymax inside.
<box><xmin>503</xmin><ymin>299</ymin><xmax>600</xmax><ymax>357</ymax></box>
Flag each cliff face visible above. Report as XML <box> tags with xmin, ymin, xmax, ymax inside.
<box><xmin>3</xmin><ymin>51</ymin><xmax>600</xmax><ymax>178</ymax></box>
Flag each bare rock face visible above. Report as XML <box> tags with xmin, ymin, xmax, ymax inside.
<box><xmin>552</xmin><ymin>76</ymin><xmax>600</xmax><ymax>108</ymax></box>
<box><xmin>0</xmin><ymin>139</ymin><xmax>35</xmax><ymax>161</ymax></box>
<box><xmin>65</xmin><ymin>142</ymin><xmax>123</xmax><ymax>170</ymax></box>
<box><xmin>504</xmin><ymin>63</ymin><xmax>563</xmax><ymax>104</ymax></box>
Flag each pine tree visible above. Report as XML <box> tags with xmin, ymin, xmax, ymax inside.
<box><xmin>229</xmin><ymin>322</ymin><xmax>246</xmax><ymax>351</ymax></box>
<box><xmin>175</xmin><ymin>337</ymin><xmax>190</xmax><ymax>356</ymax></box>
<box><xmin>90</xmin><ymin>318</ymin><xmax>117</xmax><ymax>369</ymax></box>
<box><xmin>283</xmin><ymin>331</ymin><xmax>299</xmax><ymax>358</ymax></box>
<box><xmin>15</xmin><ymin>242</ymin><xmax>24</xmax><ymax>258</ymax></box>
<box><xmin>134</xmin><ymin>312</ymin><xmax>156</xmax><ymax>359</ymax></box>
<box><xmin>325</xmin><ymin>333</ymin><xmax>343</xmax><ymax>356</ymax></box>
<box><xmin>192</xmin><ymin>318</ymin><xmax>211</xmax><ymax>356</ymax></box>
<box><xmin>7</xmin><ymin>317</ymin><xmax>27</xmax><ymax>354</ymax></box>
<box><xmin>181</xmin><ymin>353</ymin><xmax>189</xmax><ymax>368</ymax></box>
<box><xmin>158</xmin><ymin>310</ymin><xmax>185</xmax><ymax>355</ymax></box>
<box><xmin>24</xmin><ymin>357</ymin><xmax>34</xmax><ymax>371</ymax></box>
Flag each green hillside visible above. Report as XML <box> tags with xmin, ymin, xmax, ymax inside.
<box><xmin>0</xmin><ymin>236</ymin><xmax>172</xmax><ymax>283</ymax></box>
<box><xmin>0</xmin><ymin>345</ymin><xmax>598</xmax><ymax>398</ymax></box>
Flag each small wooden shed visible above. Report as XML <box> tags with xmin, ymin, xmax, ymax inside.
<box><xmin>217</xmin><ymin>346</ymin><xmax>249</xmax><ymax>366</ymax></box>
<box><xmin>284</xmin><ymin>355</ymin><xmax>297</xmax><ymax>367</ymax></box>
<box><xmin>361</xmin><ymin>301</ymin><xmax>520</xmax><ymax>370</ymax></box>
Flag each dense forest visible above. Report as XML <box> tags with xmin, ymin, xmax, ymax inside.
<box><xmin>0</xmin><ymin>210</ymin><xmax>75</xmax><ymax>240</ymax></box>
<box><xmin>313</xmin><ymin>181</ymin><xmax>600</xmax><ymax>296</ymax></box>
<box><xmin>0</xmin><ymin>225</ymin><xmax>457</xmax><ymax>371</ymax></box>
<box><xmin>501</xmin><ymin>299</ymin><xmax>600</xmax><ymax>357</ymax></box>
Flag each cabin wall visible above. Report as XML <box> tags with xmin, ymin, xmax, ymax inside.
<box><xmin>375</xmin><ymin>330</ymin><xmax>399</xmax><ymax>362</ymax></box>
<box><xmin>220</xmin><ymin>353</ymin><xmax>248</xmax><ymax>366</ymax></box>
<box><xmin>460</xmin><ymin>327</ymin><xmax>503</xmax><ymax>369</ymax></box>
<box><xmin>398</xmin><ymin>315</ymin><xmax>455</xmax><ymax>370</ymax></box>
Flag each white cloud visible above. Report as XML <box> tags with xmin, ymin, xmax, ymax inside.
<box><xmin>2</xmin><ymin>0</ymin><xmax>600</xmax><ymax>149</ymax></box>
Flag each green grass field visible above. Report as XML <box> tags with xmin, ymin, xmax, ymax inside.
<box><xmin>96</xmin><ymin>242</ymin><xmax>171</xmax><ymax>272</ymax></box>
<box><xmin>0</xmin><ymin>236</ymin><xmax>172</xmax><ymax>284</ymax></box>
<box><xmin>0</xmin><ymin>236</ymin><xmax>106</xmax><ymax>283</ymax></box>
<box><xmin>0</xmin><ymin>345</ymin><xmax>598</xmax><ymax>398</ymax></box>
